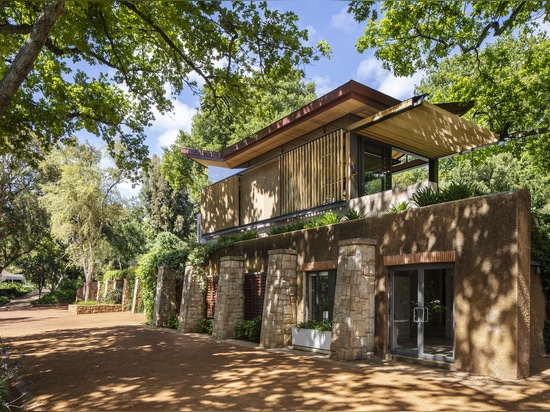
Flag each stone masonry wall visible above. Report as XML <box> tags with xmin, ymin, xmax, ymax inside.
<box><xmin>178</xmin><ymin>263</ymin><xmax>205</xmax><ymax>332</ymax></box>
<box><xmin>330</xmin><ymin>238</ymin><xmax>376</xmax><ymax>361</ymax></box>
<box><xmin>212</xmin><ymin>256</ymin><xmax>244</xmax><ymax>339</ymax></box>
<box><xmin>152</xmin><ymin>266</ymin><xmax>178</xmax><ymax>327</ymax></box>
<box><xmin>260</xmin><ymin>249</ymin><xmax>297</xmax><ymax>349</ymax></box>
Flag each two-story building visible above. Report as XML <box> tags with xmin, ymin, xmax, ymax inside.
<box><xmin>175</xmin><ymin>81</ymin><xmax>545</xmax><ymax>380</ymax></box>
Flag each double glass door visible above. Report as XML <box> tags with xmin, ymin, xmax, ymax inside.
<box><xmin>389</xmin><ymin>265</ymin><xmax>454</xmax><ymax>362</ymax></box>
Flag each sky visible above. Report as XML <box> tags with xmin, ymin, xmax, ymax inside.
<box><xmin>104</xmin><ymin>1</ymin><xmax>425</xmax><ymax>197</ymax></box>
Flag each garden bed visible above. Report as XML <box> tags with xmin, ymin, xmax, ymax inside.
<box><xmin>68</xmin><ymin>304</ymin><xmax>124</xmax><ymax>315</ymax></box>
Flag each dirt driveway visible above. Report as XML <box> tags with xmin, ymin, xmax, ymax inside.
<box><xmin>1</xmin><ymin>305</ymin><xmax>549</xmax><ymax>411</ymax></box>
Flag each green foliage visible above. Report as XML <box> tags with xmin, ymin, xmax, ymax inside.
<box><xmin>0</xmin><ymin>337</ymin><xmax>23</xmax><ymax>410</ymax></box>
<box><xmin>412</xmin><ymin>186</ymin><xmax>441</xmax><ymax>207</ymax></box>
<box><xmin>235</xmin><ymin>316</ymin><xmax>262</xmax><ymax>343</ymax></box>
<box><xmin>387</xmin><ymin>202</ymin><xmax>411</xmax><ymax>213</ymax></box>
<box><xmin>267</xmin><ymin>221</ymin><xmax>306</xmax><ymax>235</ymax></box>
<box><xmin>166</xmin><ymin>314</ymin><xmax>179</xmax><ymax>330</ymax></box>
<box><xmin>296</xmin><ymin>320</ymin><xmax>332</xmax><ymax>332</ymax></box>
<box><xmin>101</xmin><ymin>288</ymin><xmax>123</xmax><ymax>305</ymax></box>
<box><xmin>1</xmin><ymin>2</ymin><xmax>326</xmax><ymax>176</ymax></box>
<box><xmin>440</xmin><ymin>182</ymin><xmax>476</xmax><ymax>202</ymax></box>
<box><xmin>0</xmin><ymin>283</ymin><xmax>32</xmax><ymax>299</ymax></box>
<box><xmin>197</xmin><ymin>318</ymin><xmax>213</xmax><ymax>335</ymax></box>
<box><xmin>0</xmin><ymin>296</ymin><xmax>9</xmax><ymax>305</ymax></box>
<box><xmin>305</xmin><ymin>211</ymin><xmax>342</xmax><ymax>228</ymax></box>
<box><xmin>349</xmin><ymin>2</ymin><xmax>546</xmax><ymax>77</ymax></box>
<box><xmin>342</xmin><ymin>209</ymin><xmax>367</xmax><ymax>221</ymax></box>
<box><xmin>76</xmin><ymin>301</ymin><xmax>99</xmax><ymax>306</ymax></box>
<box><xmin>32</xmin><ymin>279</ymin><xmax>80</xmax><ymax>305</ymax></box>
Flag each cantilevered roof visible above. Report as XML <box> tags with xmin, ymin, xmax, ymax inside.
<box><xmin>348</xmin><ymin>96</ymin><xmax>499</xmax><ymax>159</ymax></box>
<box><xmin>181</xmin><ymin>80</ymin><xmax>499</xmax><ymax>168</ymax></box>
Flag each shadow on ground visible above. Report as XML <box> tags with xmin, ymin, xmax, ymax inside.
<box><xmin>7</xmin><ymin>326</ymin><xmax>550</xmax><ymax>411</ymax></box>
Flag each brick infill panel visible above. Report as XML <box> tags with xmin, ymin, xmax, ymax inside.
<box><xmin>383</xmin><ymin>251</ymin><xmax>455</xmax><ymax>266</ymax></box>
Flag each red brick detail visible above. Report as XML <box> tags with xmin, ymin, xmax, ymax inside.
<box><xmin>383</xmin><ymin>251</ymin><xmax>455</xmax><ymax>267</ymax></box>
<box><xmin>302</xmin><ymin>260</ymin><xmax>338</xmax><ymax>271</ymax></box>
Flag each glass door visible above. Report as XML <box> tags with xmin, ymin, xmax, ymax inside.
<box><xmin>389</xmin><ymin>265</ymin><xmax>454</xmax><ymax>361</ymax></box>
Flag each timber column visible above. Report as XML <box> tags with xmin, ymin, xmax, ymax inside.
<box><xmin>212</xmin><ymin>256</ymin><xmax>245</xmax><ymax>340</ymax></box>
<box><xmin>330</xmin><ymin>238</ymin><xmax>377</xmax><ymax>361</ymax></box>
<box><xmin>260</xmin><ymin>249</ymin><xmax>297</xmax><ymax>349</ymax></box>
<box><xmin>178</xmin><ymin>263</ymin><xmax>205</xmax><ymax>332</ymax></box>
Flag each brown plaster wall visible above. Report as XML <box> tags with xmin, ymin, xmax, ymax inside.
<box><xmin>211</xmin><ymin>189</ymin><xmax>532</xmax><ymax>379</ymax></box>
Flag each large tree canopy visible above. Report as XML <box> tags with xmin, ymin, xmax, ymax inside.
<box><xmin>349</xmin><ymin>1</ymin><xmax>549</xmax><ymax>76</ymax></box>
<box><xmin>0</xmin><ymin>1</ymin><xmax>327</xmax><ymax>176</ymax></box>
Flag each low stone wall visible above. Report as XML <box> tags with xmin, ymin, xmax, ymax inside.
<box><xmin>68</xmin><ymin>304</ymin><xmax>124</xmax><ymax>315</ymax></box>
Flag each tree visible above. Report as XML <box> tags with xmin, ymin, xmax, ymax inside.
<box><xmin>0</xmin><ymin>152</ymin><xmax>50</xmax><ymax>274</ymax></box>
<box><xmin>40</xmin><ymin>141</ymin><xmax>124</xmax><ymax>301</ymax></box>
<box><xmin>140</xmin><ymin>154</ymin><xmax>195</xmax><ymax>241</ymax></box>
<box><xmin>1</xmin><ymin>1</ymin><xmax>327</xmax><ymax>175</ymax></box>
<box><xmin>162</xmin><ymin>73</ymin><xmax>317</xmax><ymax>203</ymax></box>
<box><xmin>416</xmin><ymin>33</ymin><xmax>550</xmax><ymax>174</ymax></box>
<box><xmin>348</xmin><ymin>1</ymin><xmax>549</xmax><ymax>76</ymax></box>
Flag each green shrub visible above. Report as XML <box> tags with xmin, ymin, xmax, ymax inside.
<box><xmin>235</xmin><ymin>316</ymin><xmax>262</xmax><ymax>343</ymax></box>
<box><xmin>198</xmin><ymin>318</ymin><xmax>213</xmax><ymax>334</ymax></box>
<box><xmin>0</xmin><ymin>338</ymin><xmax>21</xmax><ymax>409</ymax></box>
<box><xmin>32</xmin><ymin>279</ymin><xmax>79</xmax><ymax>305</ymax></box>
<box><xmin>387</xmin><ymin>201</ymin><xmax>412</xmax><ymax>213</ymax></box>
<box><xmin>296</xmin><ymin>320</ymin><xmax>332</xmax><ymax>332</ymax></box>
<box><xmin>77</xmin><ymin>300</ymin><xmax>99</xmax><ymax>306</ymax></box>
<box><xmin>342</xmin><ymin>209</ymin><xmax>366</xmax><ymax>221</ymax></box>
<box><xmin>412</xmin><ymin>186</ymin><xmax>441</xmax><ymax>207</ymax></box>
<box><xmin>101</xmin><ymin>288</ymin><xmax>122</xmax><ymax>304</ymax></box>
<box><xmin>167</xmin><ymin>314</ymin><xmax>179</xmax><ymax>330</ymax></box>
<box><xmin>0</xmin><ymin>296</ymin><xmax>9</xmax><ymax>305</ymax></box>
<box><xmin>305</xmin><ymin>211</ymin><xmax>341</xmax><ymax>228</ymax></box>
<box><xmin>0</xmin><ymin>283</ymin><xmax>32</xmax><ymax>299</ymax></box>
<box><xmin>268</xmin><ymin>221</ymin><xmax>306</xmax><ymax>235</ymax></box>
<box><xmin>440</xmin><ymin>182</ymin><xmax>476</xmax><ymax>202</ymax></box>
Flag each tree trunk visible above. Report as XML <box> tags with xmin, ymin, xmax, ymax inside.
<box><xmin>0</xmin><ymin>1</ymin><xmax>65</xmax><ymax>119</ymax></box>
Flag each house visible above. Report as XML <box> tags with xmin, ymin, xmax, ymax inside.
<box><xmin>173</xmin><ymin>81</ymin><xmax>545</xmax><ymax>380</ymax></box>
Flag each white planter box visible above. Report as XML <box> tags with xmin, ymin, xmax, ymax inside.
<box><xmin>291</xmin><ymin>327</ymin><xmax>332</xmax><ymax>354</ymax></box>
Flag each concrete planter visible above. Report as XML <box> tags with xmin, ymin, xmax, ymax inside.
<box><xmin>291</xmin><ymin>327</ymin><xmax>332</xmax><ymax>354</ymax></box>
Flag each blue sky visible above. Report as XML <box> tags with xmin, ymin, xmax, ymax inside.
<box><xmin>102</xmin><ymin>1</ymin><xmax>424</xmax><ymax>197</ymax></box>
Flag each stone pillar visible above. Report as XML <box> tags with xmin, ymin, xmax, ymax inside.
<box><xmin>152</xmin><ymin>266</ymin><xmax>178</xmax><ymax>327</ymax></box>
<box><xmin>211</xmin><ymin>256</ymin><xmax>245</xmax><ymax>340</ymax></box>
<box><xmin>131</xmin><ymin>278</ymin><xmax>141</xmax><ymax>313</ymax></box>
<box><xmin>96</xmin><ymin>281</ymin><xmax>102</xmax><ymax>301</ymax></box>
<box><xmin>330</xmin><ymin>238</ymin><xmax>377</xmax><ymax>361</ymax></box>
<box><xmin>178</xmin><ymin>263</ymin><xmax>205</xmax><ymax>332</ymax></box>
<box><xmin>260</xmin><ymin>249</ymin><xmax>297</xmax><ymax>349</ymax></box>
<box><xmin>122</xmin><ymin>278</ymin><xmax>130</xmax><ymax>310</ymax></box>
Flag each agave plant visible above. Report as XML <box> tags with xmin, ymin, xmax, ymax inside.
<box><xmin>305</xmin><ymin>211</ymin><xmax>341</xmax><ymax>228</ymax></box>
<box><xmin>342</xmin><ymin>208</ymin><xmax>367</xmax><ymax>221</ymax></box>
<box><xmin>387</xmin><ymin>201</ymin><xmax>412</xmax><ymax>213</ymax></box>
<box><xmin>412</xmin><ymin>186</ymin><xmax>441</xmax><ymax>207</ymax></box>
<box><xmin>440</xmin><ymin>182</ymin><xmax>476</xmax><ymax>202</ymax></box>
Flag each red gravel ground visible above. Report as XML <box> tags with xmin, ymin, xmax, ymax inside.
<box><xmin>1</xmin><ymin>305</ymin><xmax>549</xmax><ymax>411</ymax></box>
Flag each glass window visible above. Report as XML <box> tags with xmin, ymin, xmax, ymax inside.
<box><xmin>363</xmin><ymin>142</ymin><xmax>392</xmax><ymax>195</ymax></box>
<box><xmin>306</xmin><ymin>270</ymin><xmax>337</xmax><ymax>322</ymax></box>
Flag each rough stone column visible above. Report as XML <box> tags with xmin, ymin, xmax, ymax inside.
<box><xmin>122</xmin><ymin>278</ymin><xmax>130</xmax><ymax>310</ymax></box>
<box><xmin>330</xmin><ymin>238</ymin><xmax>377</xmax><ymax>361</ymax></box>
<box><xmin>178</xmin><ymin>263</ymin><xmax>205</xmax><ymax>332</ymax></box>
<box><xmin>260</xmin><ymin>249</ymin><xmax>297</xmax><ymax>349</ymax></box>
<box><xmin>211</xmin><ymin>256</ymin><xmax>245</xmax><ymax>340</ymax></box>
<box><xmin>131</xmin><ymin>278</ymin><xmax>141</xmax><ymax>313</ymax></box>
<box><xmin>152</xmin><ymin>266</ymin><xmax>178</xmax><ymax>327</ymax></box>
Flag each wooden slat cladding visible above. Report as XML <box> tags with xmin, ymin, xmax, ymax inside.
<box><xmin>281</xmin><ymin>130</ymin><xmax>346</xmax><ymax>215</ymax></box>
<box><xmin>201</xmin><ymin>175</ymin><xmax>239</xmax><ymax>234</ymax></box>
<box><xmin>244</xmin><ymin>273</ymin><xmax>267</xmax><ymax>320</ymax></box>
<box><xmin>205</xmin><ymin>276</ymin><xmax>218</xmax><ymax>318</ymax></box>
<box><xmin>241</xmin><ymin>160</ymin><xmax>280</xmax><ymax>224</ymax></box>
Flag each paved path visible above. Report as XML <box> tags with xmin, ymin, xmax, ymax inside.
<box><xmin>1</xmin><ymin>305</ymin><xmax>549</xmax><ymax>411</ymax></box>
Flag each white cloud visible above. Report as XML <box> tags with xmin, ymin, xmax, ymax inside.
<box><xmin>312</xmin><ymin>75</ymin><xmax>333</xmax><ymax>96</ymax></box>
<box><xmin>148</xmin><ymin>96</ymin><xmax>197</xmax><ymax>155</ymax></box>
<box><xmin>117</xmin><ymin>179</ymin><xmax>141</xmax><ymax>200</ymax></box>
<box><xmin>355</xmin><ymin>58</ymin><xmax>424</xmax><ymax>100</ymax></box>
<box><xmin>330</xmin><ymin>7</ymin><xmax>360</xmax><ymax>33</ymax></box>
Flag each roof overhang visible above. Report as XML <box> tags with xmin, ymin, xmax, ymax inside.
<box><xmin>181</xmin><ymin>81</ymin><xmax>499</xmax><ymax>169</ymax></box>
<box><xmin>347</xmin><ymin>96</ymin><xmax>500</xmax><ymax>159</ymax></box>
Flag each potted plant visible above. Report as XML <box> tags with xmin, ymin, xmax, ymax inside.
<box><xmin>291</xmin><ymin>320</ymin><xmax>333</xmax><ymax>353</ymax></box>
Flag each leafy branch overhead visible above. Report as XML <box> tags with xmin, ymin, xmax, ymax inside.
<box><xmin>0</xmin><ymin>1</ymin><xmax>327</xmax><ymax>176</ymax></box>
<box><xmin>349</xmin><ymin>1</ymin><xmax>549</xmax><ymax>76</ymax></box>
